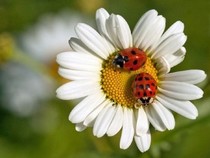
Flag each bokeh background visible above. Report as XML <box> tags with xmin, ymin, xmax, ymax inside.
<box><xmin>0</xmin><ymin>0</ymin><xmax>210</xmax><ymax>158</ymax></box>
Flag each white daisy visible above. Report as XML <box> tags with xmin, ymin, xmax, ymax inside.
<box><xmin>56</xmin><ymin>8</ymin><xmax>206</xmax><ymax>152</ymax></box>
<box><xmin>0</xmin><ymin>62</ymin><xmax>52</xmax><ymax>117</ymax></box>
<box><xmin>20</xmin><ymin>10</ymin><xmax>91</xmax><ymax>64</ymax></box>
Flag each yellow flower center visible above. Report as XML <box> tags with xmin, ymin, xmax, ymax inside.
<box><xmin>101</xmin><ymin>51</ymin><xmax>158</xmax><ymax>108</ymax></box>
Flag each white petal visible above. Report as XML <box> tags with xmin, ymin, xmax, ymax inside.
<box><xmin>69</xmin><ymin>92</ymin><xmax>105</xmax><ymax>123</ymax></box>
<box><xmin>161</xmin><ymin>70</ymin><xmax>207</xmax><ymax>84</ymax></box>
<box><xmin>107</xmin><ymin>105</ymin><xmax>123</xmax><ymax>136</ymax></box>
<box><xmin>155</xmin><ymin>57</ymin><xmax>171</xmax><ymax>74</ymax></box>
<box><xmin>137</xmin><ymin>15</ymin><xmax>166</xmax><ymax>52</ymax></box>
<box><xmin>158</xmin><ymin>81</ymin><xmax>204</xmax><ymax>100</ymax></box>
<box><xmin>106</xmin><ymin>14</ymin><xmax>132</xmax><ymax>49</ymax></box>
<box><xmin>162</xmin><ymin>47</ymin><xmax>186</xmax><ymax>68</ymax></box>
<box><xmin>69</xmin><ymin>37</ymin><xmax>94</xmax><ymax>54</ymax></box>
<box><xmin>106</xmin><ymin>14</ymin><xmax>119</xmax><ymax>47</ymax></box>
<box><xmin>75</xmin><ymin>123</ymin><xmax>87</xmax><ymax>132</ymax></box>
<box><xmin>96</xmin><ymin>8</ymin><xmax>110</xmax><ymax>37</ymax></box>
<box><xmin>136</xmin><ymin>106</ymin><xmax>149</xmax><ymax>135</ymax></box>
<box><xmin>133</xmin><ymin>10</ymin><xmax>158</xmax><ymax>48</ymax></box>
<box><xmin>159</xmin><ymin>21</ymin><xmax>184</xmax><ymax>43</ymax></box>
<box><xmin>83</xmin><ymin>100</ymin><xmax>108</xmax><ymax>126</ymax></box>
<box><xmin>155</xmin><ymin>47</ymin><xmax>186</xmax><ymax>75</ymax></box>
<box><xmin>75</xmin><ymin>23</ymin><xmax>113</xmax><ymax>59</ymax></box>
<box><xmin>120</xmin><ymin>108</ymin><xmax>134</xmax><ymax>149</ymax></box>
<box><xmin>151</xmin><ymin>100</ymin><xmax>175</xmax><ymax>130</ymax></box>
<box><xmin>115</xmin><ymin>15</ymin><xmax>133</xmax><ymax>48</ymax></box>
<box><xmin>149</xmin><ymin>21</ymin><xmax>184</xmax><ymax>53</ymax></box>
<box><xmin>58</xmin><ymin>68</ymin><xmax>100</xmax><ymax>81</ymax></box>
<box><xmin>145</xmin><ymin>105</ymin><xmax>166</xmax><ymax>131</ymax></box>
<box><xmin>157</xmin><ymin>94</ymin><xmax>198</xmax><ymax>119</ymax></box>
<box><xmin>56</xmin><ymin>81</ymin><xmax>101</xmax><ymax>100</ymax></box>
<box><xmin>151</xmin><ymin>33</ymin><xmax>187</xmax><ymax>59</ymax></box>
<box><xmin>93</xmin><ymin>103</ymin><xmax>117</xmax><ymax>138</ymax></box>
<box><xmin>134</xmin><ymin>130</ymin><xmax>151</xmax><ymax>152</ymax></box>
<box><xmin>57</xmin><ymin>52</ymin><xmax>102</xmax><ymax>72</ymax></box>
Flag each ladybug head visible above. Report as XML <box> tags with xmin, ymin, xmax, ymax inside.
<box><xmin>138</xmin><ymin>97</ymin><xmax>154</xmax><ymax>106</ymax></box>
<box><xmin>113</xmin><ymin>54</ymin><xmax>125</xmax><ymax>68</ymax></box>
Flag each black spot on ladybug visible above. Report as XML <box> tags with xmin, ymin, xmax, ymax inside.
<box><xmin>131</xmin><ymin>50</ymin><xmax>136</xmax><ymax>55</ymax></box>
<box><xmin>124</xmin><ymin>56</ymin><xmax>129</xmax><ymax>62</ymax></box>
<box><xmin>138</xmin><ymin>92</ymin><xmax>140</xmax><ymax>96</ymax></box>
<box><xmin>143</xmin><ymin>92</ymin><xmax>147</xmax><ymax>97</ymax></box>
<box><xmin>139</xmin><ymin>84</ymin><xmax>144</xmax><ymax>89</ymax></box>
<box><xmin>145</xmin><ymin>77</ymin><xmax>150</xmax><ymax>80</ymax></box>
<box><xmin>130</xmin><ymin>68</ymin><xmax>133</xmax><ymax>70</ymax></box>
<box><xmin>146</xmin><ymin>84</ymin><xmax>150</xmax><ymax>89</ymax></box>
<box><xmin>133</xmin><ymin>60</ymin><xmax>138</xmax><ymax>65</ymax></box>
<box><xmin>150</xmin><ymin>91</ymin><xmax>153</xmax><ymax>95</ymax></box>
<box><xmin>138</xmin><ymin>77</ymin><xmax>143</xmax><ymax>81</ymax></box>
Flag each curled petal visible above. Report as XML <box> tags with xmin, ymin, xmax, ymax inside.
<box><xmin>162</xmin><ymin>47</ymin><xmax>186</xmax><ymax>68</ymax></box>
<box><xmin>155</xmin><ymin>47</ymin><xmax>186</xmax><ymax>75</ymax></box>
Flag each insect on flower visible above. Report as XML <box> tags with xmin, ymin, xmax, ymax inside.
<box><xmin>113</xmin><ymin>48</ymin><xmax>147</xmax><ymax>71</ymax></box>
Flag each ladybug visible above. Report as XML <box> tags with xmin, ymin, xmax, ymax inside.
<box><xmin>132</xmin><ymin>72</ymin><xmax>157</xmax><ymax>106</ymax></box>
<box><xmin>113</xmin><ymin>48</ymin><xmax>147</xmax><ymax>71</ymax></box>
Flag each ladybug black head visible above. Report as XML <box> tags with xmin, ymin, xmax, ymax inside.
<box><xmin>113</xmin><ymin>54</ymin><xmax>124</xmax><ymax>68</ymax></box>
<box><xmin>138</xmin><ymin>97</ymin><xmax>154</xmax><ymax>106</ymax></box>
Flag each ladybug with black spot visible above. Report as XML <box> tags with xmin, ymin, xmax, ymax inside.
<box><xmin>113</xmin><ymin>48</ymin><xmax>147</xmax><ymax>71</ymax></box>
<box><xmin>132</xmin><ymin>72</ymin><xmax>157</xmax><ymax>106</ymax></box>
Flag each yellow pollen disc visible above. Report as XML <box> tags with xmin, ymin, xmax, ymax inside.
<box><xmin>101</xmin><ymin>53</ymin><xmax>158</xmax><ymax>108</ymax></box>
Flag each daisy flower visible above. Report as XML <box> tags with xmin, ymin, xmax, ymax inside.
<box><xmin>0</xmin><ymin>62</ymin><xmax>52</xmax><ymax>117</ymax></box>
<box><xmin>56</xmin><ymin>8</ymin><xmax>206</xmax><ymax>152</ymax></box>
<box><xmin>20</xmin><ymin>10</ymin><xmax>90</xmax><ymax>64</ymax></box>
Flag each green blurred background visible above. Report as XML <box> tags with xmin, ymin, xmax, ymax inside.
<box><xmin>0</xmin><ymin>0</ymin><xmax>210</xmax><ymax>158</ymax></box>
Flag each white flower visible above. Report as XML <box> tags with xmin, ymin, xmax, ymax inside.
<box><xmin>0</xmin><ymin>62</ymin><xmax>52</xmax><ymax>116</ymax></box>
<box><xmin>20</xmin><ymin>10</ymin><xmax>91</xmax><ymax>64</ymax></box>
<box><xmin>56</xmin><ymin>8</ymin><xmax>206</xmax><ymax>152</ymax></box>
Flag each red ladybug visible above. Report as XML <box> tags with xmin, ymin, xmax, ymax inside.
<box><xmin>113</xmin><ymin>48</ymin><xmax>147</xmax><ymax>71</ymax></box>
<box><xmin>132</xmin><ymin>73</ymin><xmax>157</xmax><ymax>106</ymax></box>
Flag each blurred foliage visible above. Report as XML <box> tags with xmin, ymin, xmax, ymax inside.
<box><xmin>0</xmin><ymin>0</ymin><xmax>210</xmax><ymax>158</ymax></box>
